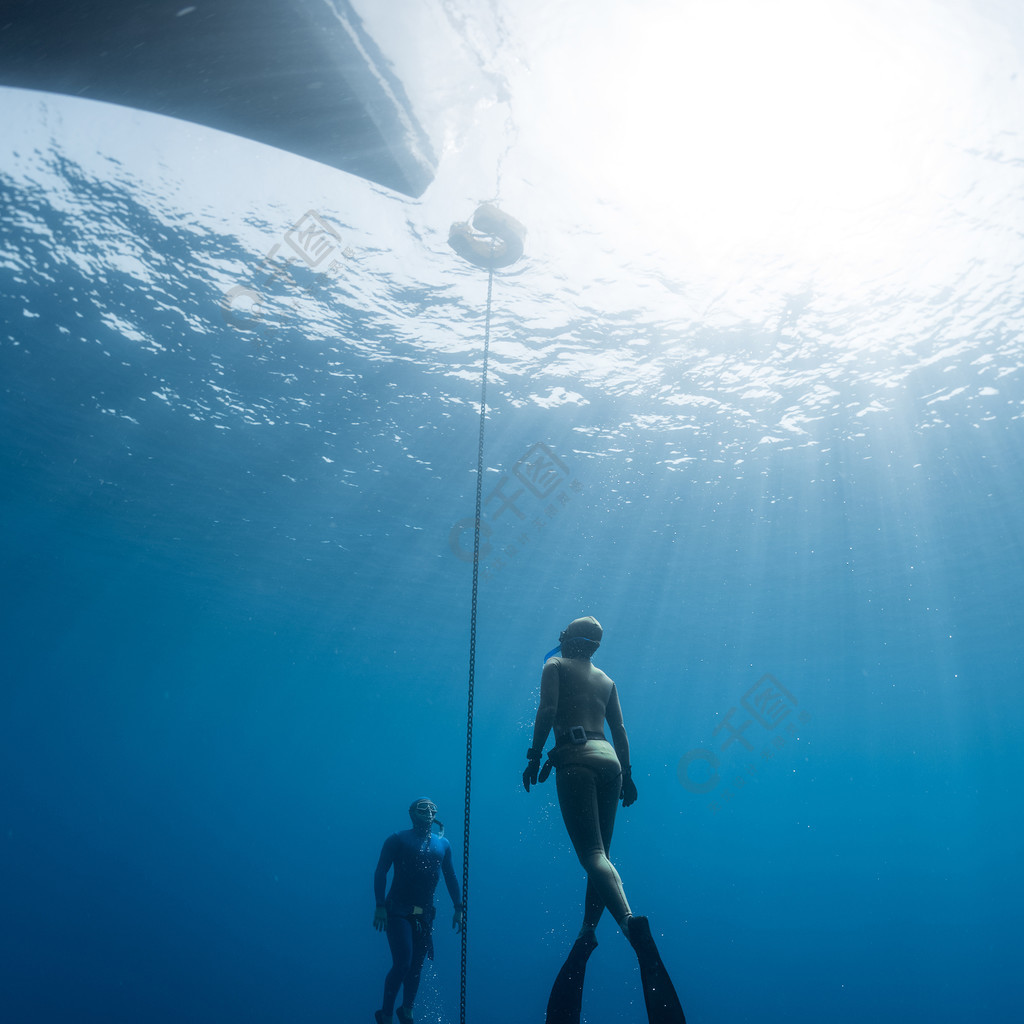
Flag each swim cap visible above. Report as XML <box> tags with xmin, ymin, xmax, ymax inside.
<box><xmin>559</xmin><ymin>616</ymin><xmax>602</xmax><ymax>656</ymax></box>
<box><xmin>561</xmin><ymin>616</ymin><xmax>603</xmax><ymax>643</ymax></box>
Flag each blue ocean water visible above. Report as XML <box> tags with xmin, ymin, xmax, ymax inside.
<box><xmin>2</xmin><ymin>3</ymin><xmax>1023</xmax><ymax>1022</ymax></box>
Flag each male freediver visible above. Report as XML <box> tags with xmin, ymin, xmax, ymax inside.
<box><xmin>372</xmin><ymin>798</ymin><xmax>463</xmax><ymax>1024</ymax></box>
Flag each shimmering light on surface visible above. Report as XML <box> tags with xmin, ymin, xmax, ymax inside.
<box><xmin>3</xmin><ymin>0</ymin><xmax>1024</xmax><ymax>480</ymax></box>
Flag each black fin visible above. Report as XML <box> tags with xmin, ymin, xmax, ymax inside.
<box><xmin>627</xmin><ymin>917</ymin><xmax>686</xmax><ymax>1024</ymax></box>
<box><xmin>545</xmin><ymin>931</ymin><xmax>599</xmax><ymax>1024</ymax></box>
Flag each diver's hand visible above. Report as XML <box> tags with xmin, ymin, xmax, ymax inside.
<box><xmin>620</xmin><ymin>766</ymin><xmax>638</xmax><ymax>807</ymax></box>
<box><xmin>373</xmin><ymin>906</ymin><xmax>387</xmax><ymax>932</ymax></box>
<box><xmin>453</xmin><ymin>907</ymin><xmax>464</xmax><ymax>932</ymax></box>
<box><xmin>523</xmin><ymin>747</ymin><xmax>542</xmax><ymax>791</ymax></box>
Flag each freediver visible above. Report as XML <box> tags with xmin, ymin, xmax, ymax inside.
<box><xmin>523</xmin><ymin>616</ymin><xmax>686</xmax><ymax>1024</ymax></box>
<box><xmin>372</xmin><ymin>798</ymin><xmax>463</xmax><ymax>1024</ymax></box>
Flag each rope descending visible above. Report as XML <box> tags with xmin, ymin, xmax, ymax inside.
<box><xmin>449</xmin><ymin>201</ymin><xmax>524</xmax><ymax>1024</ymax></box>
<box><xmin>460</xmin><ymin>263</ymin><xmax>492</xmax><ymax>1024</ymax></box>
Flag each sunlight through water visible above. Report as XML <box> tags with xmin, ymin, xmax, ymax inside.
<box><xmin>510</xmin><ymin>0</ymin><xmax>1013</xmax><ymax>293</ymax></box>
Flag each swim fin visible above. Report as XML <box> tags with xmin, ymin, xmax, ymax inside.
<box><xmin>545</xmin><ymin>931</ymin><xmax>598</xmax><ymax>1024</ymax></box>
<box><xmin>627</xmin><ymin>916</ymin><xmax>686</xmax><ymax>1024</ymax></box>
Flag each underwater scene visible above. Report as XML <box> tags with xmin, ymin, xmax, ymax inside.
<box><xmin>1</xmin><ymin>1</ymin><xmax>1021</xmax><ymax>1022</ymax></box>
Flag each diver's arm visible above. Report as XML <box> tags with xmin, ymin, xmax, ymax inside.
<box><xmin>524</xmin><ymin>660</ymin><xmax>560</xmax><ymax>790</ymax></box>
<box><xmin>441</xmin><ymin>843</ymin><xmax>464</xmax><ymax>931</ymax></box>
<box><xmin>529</xmin><ymin>659</ymin><xmax>561</xmax><ymax>753</ymax></box>
<box><xmin>441</xmin><ymin>842</ymin><xmax>462</xmax><ymax>907</ymax></box>
<box><xmin>373</xmin><ymin>835</ymin><xmax>397</xmax><ymax>907</ymax></box>
<box><xmin>605</xmin><ymin>683</ymin><xmax>631</xmax><ymax>767</ymax></box>
<box><xmin>606</xmin><ymin>683</ymin><xmax>637</xmax><ymax>805</ymax></box>
<box><xmin>373</xmin><ymin>835</ymin><xmax>397</xmax><ymax>930</ymax></box>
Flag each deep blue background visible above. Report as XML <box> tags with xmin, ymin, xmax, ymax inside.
<box><xmin>2</xmin><ymin>104</ymin><xmax>1022</xmax><ymax>1023</ymax></box>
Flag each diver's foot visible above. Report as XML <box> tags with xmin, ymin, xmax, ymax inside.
<box><xmin>397</xmin><ymin>1008</ymin><xmax>414</xmax><ymax>1024</ymax></box>
<box><xmin>627</xmin><ymin>917</ymin><xmax>687</xmax><ymax>1024</ymax></box>
<box><xmin>626</xmin><ymin>914</ymin><xmax>654</xmax><ymax>953</ymax></box>
<box><xmin>374</xmin><ymin>1012</ymin><xmax>393</xmax><ymax>1024</ymax></box>
<box><xmin>573</xmin><ymin>930</ymin><xmax>598</xmax><ymax>956</ymax></box>
<box><xmin>545</xmin><ymin>926</ymin><xmax>600</xmax><ymax>1023</ymax></box>
<box><xmin>576</xmin><ymin>924</ymin><xmax>597</xmax><ymax>942</ymax></box>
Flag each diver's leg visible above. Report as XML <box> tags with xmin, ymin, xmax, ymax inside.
<box><xmin>547</xmin><ymin>764</ymin><xmax>624</xmax><ymax>1024</ymax></box>
<box><xmin>596</xmin><ymin>763</ymin><xmax>620</xmax><ymax>855</ymax></box>
<box><xmin>580</xmin><ymin>876</ymin><xmax>605</xmax><ymax>935</ymax></box>
<box><xmin>582</xmin><ymin>763</ymin><xmax>624</xmax><ymax>932</ymax></box>
<box><xmin>556</xmin><ymin>765</ymin><xmax>631</xmax><ymax>927</ymax></box>
<box><xmin>381</xmin><ymin>917</ymin><xmax>413</xmax><ymax>1019</ymax></box>
<box><xmin>399</xmin><ymin>925</ymin><xmax>429</xmax><ymax>1015</ymax></box>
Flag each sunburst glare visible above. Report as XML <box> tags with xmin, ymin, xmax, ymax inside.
<box><xmin>518</xmin><ymin>0</ymin><xmax>989</xmax><ymax>291</ymax></box>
